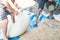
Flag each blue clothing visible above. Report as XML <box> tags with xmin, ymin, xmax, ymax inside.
<box><xmin>0</xmin><ymin>4</ymin><xmax>11</xmax><ymax>20</ymax></box>
<box><xmin>38</xmin><ymin>0</ymin><xmax>48</xmax><ymax>9</ymax></box>
<box><xmin>55</xmin><ymin>0</ymin><xmax>60</xmax><ymax>6</ymax></box>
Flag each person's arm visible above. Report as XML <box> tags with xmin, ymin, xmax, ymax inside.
<box><xmin>8</xmin><ymin>0</ymin><xmax>18</xmax><ymax>11</ymax></box>
<box><xmin>14</xmin><ymin>1</ymin><xmax>20</xmax><ymax>9</ymax></box>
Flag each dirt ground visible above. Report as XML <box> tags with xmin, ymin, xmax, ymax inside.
<box><xmin>20</xmin><ymin>19</ymin><xmax>60</xmax><ymax>40</ymax></box>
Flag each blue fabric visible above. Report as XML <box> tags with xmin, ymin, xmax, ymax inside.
<box><xmin>0</xmin><ymin>8</ymin><xmax>7</xmax><ymax>20</ymax></box>
<box><xmin>8</xmin><ymin>12</ymin><xmax>50</xmax><ymax>40</ymax></box>
<box><xmin>8</xmin><ymin>36</ymin><xmax>20</xmax><ymax>40</ymax></box>
<box><xmin>0</xmin><ymin>6</ymin><xmax>11</xmax><ymax>20</ymax></box>
<box><xmin>38</xmin><ymin>0</ymin><xmax>48</xmax><ymax>9</ymax></box>
<box><xmin>55</xmin><ymin>0</ymin><xmax>60</xmax><ymax>6</ymax></box>
<box><xmin>29</xmin><ymin>13</ymin><xmax>50</xmax><ymax>29</ymax></box>
<box><xmin>0</xmin><ymin>12</ymin><xmax>50</xmax><ymax>40</ymax></box>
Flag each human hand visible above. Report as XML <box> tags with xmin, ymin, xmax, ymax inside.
<box><xmin>13</xmin><ymin>10</ymin><xmax>18</xmax><ymax>15</ymax></box>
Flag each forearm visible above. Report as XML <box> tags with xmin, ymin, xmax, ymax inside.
<box><xmin>14</xmin><ymin>2</ymin><xmax>20</xmax><ymax>9</ymax></box>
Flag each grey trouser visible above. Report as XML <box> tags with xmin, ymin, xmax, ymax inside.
<box><xmin>0</xmin><ymin>4</ymin><xmax>11</xmax><ymax>20</ymax></box>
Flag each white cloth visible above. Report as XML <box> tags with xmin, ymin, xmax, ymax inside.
<box><xmin>0</xmin><ymin>0</ymin><xmax>5</xmax><ymax>4</ymax></box>
<box><xmin>16</xmin><ymin>0</ymin><xmax>36</xmax><ymax>8</ymax></box>
<box><xmin>0</xmin><ymin>0</ymin><xmax>36</xmax><ymax>10</ymax></box>
<box><xmin>8</xmin><ymin>0</ymin><xmax>36</xmax><ymax>11</ymax></box>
